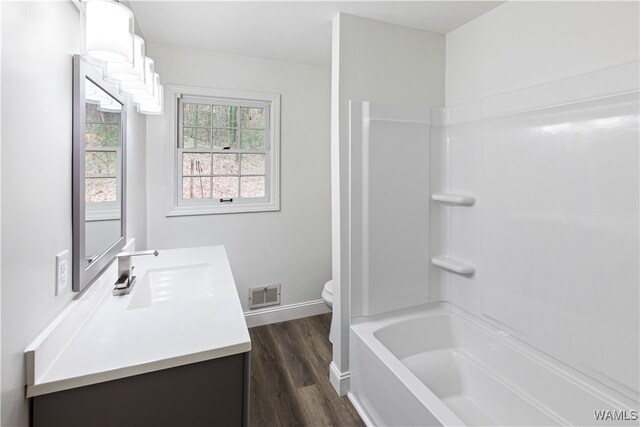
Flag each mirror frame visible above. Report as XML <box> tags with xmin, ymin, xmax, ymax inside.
<box><xmin>72</xmin><ymin>54</ymin><xmax>127</xmax><ymax>293</ymax></box>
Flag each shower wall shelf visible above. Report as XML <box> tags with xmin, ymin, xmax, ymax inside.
<box><xmin>431</xmin><ymin>193</ymin><xmax>476</xmax><ymax>206</ymax></box>
<box><xmin>431</xmin><ymin>256</ymin><xmax>476</xmax><ymax>275</ymax></box>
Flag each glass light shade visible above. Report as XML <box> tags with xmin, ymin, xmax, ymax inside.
<box><xmin>83</xmin><ymin>0</ymin><xmax>134</xmax><ymax>66</ymax></box>
<box><xmin>137</xmin><ymin>83</ymin><xmax>164</xmax><ymax>115</ymax></box>
<box><xmin>120</xmin><ymin>57</ymin><xmax>154</xmax><ymax>97</ymax></box>
<box><xmin>104</xmin><ymin>35</ymin><xmax>145</xmax><ymax>84</ymax></box>
<box><xmin>132</xmin><ymin>72</ymin><xmax>159</xmax><ymax>104</ymax></box>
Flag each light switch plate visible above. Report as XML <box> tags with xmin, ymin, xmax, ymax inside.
<box><xmin>56</xmin><ymin>250</ymin><xmax>70</xmax><ymax>296</ymax></box>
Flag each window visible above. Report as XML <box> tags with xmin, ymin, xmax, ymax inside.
<box><xmin>85</xmin><ymin>101</ymin><xmax>121</xmax><ymax>220</ymax></box>
<box><xmin>165</xmin><ymin>86</ymin><xmax>280</xmax><ymax>216</ymax></box>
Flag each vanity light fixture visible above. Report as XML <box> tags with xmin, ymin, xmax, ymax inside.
<box><xmin>136</xmin><ymin>80</ymin><xmax>164</xmax><ymax>115</ymax></box>
<box><xmin>81</xmin><ymin>0</ymin><xmax>164</xmax><ymax>115</ymax></box>
<box><xmin>104</xmin><ymin>35</ymin><xmax>146</xmax><ymax>85</ymax></box>
<box><xmin>130</xmin><ymin>66</ymin><xmax>164</xmax><ymax>115</ymax></box>
<box><xmin>120</xmin><ymin>57</ymin><xmax>155</xmax><ymax>99</ymax></box>
<box><xmin>133</xmin><ymin>72</ymin><xmax>160</xmax><ymax>103</ymax></box>
<box><xmin>82</xmin><ymin>0</ymin><xmax>135</xmax><ymax>67</ymax></box>
<box><xmin>120</xmin><ymin>60</ymin><xmax>163</xmax><ymax>114</ymax></box>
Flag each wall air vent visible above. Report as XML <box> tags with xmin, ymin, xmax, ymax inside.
<box><xmin>249</xmin><ymin>284</ymin><xmax>281</xmax><ymax>309</ymax></box>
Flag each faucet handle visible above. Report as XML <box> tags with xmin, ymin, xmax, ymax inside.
<box><xmin>113</xmin><ymin>250</ymin><xmax>159</xmax><ymax>296</ymax></box>
<box><xmin>115</xmin><ymin>250</ymin><xmax>159</xmax><ymax>259</ymax></box>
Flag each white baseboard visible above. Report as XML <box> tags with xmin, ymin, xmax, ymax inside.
<box><xmin>329</xmin><ymin>361</ymin><xmax>351</xmax><ymax>396</ymax></box>
<box><xmin>348</xmin><ymin>392</ymin><xmax>375</xmax><ymax>427</ymax></box>
<box><xmin>244</xmin><ymin>299</ymin><xmax>330</xmax><ymax>328</ymax></box>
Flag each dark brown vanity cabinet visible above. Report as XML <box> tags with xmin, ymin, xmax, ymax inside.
<box><xmin>32</xmin><ymin>352</ymin><xmax>250</xmax><ymax>427</ymax></box>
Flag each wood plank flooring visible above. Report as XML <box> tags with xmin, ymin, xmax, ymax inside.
<box><xmin>249</xmin><ymin>314</ymin><xmax>364</xmax><ymax>427</ymax></box>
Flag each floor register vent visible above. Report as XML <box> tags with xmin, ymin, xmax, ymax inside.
<box><xmin>249</xmin><ymin>284</ymin><xmax>281</xmax><ymax>309</ymax></box>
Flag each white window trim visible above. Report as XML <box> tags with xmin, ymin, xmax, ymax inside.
<box><xmin>165</xmin><ymin>84</ymin><xmax>281</xmax><ymax>216</ymax></box>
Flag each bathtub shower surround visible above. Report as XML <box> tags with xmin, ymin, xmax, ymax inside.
<box><xmin>347</xmin><ymin>62</ymin><xmax>639</xmax><ymax>426</ymax></box>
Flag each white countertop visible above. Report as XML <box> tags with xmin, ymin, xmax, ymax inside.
<box><xmin>25</xmin><ymin>246</ymin><xmax>251</xmax><ymax>397</ymax></box>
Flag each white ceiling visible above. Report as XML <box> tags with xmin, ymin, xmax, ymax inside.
<box><xmin>129</xmin><ymin>1</ymin><xmax>503</xmax><ymax>66</ymax></box>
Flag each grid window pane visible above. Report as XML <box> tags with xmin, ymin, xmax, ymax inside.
<box><xmin>183</xmin><ymin>104</ymin><xmax>211</xmax><ymax>127</ymax></box>
<box><xmin>240</xmin><ymin>176</ymin><xmax>265</xmax><ymax>198</ymax></box>
<box><xmin>241</xmin><ymin>154</ymin><xmax>265</xmax><ymax>175</ymax></box>
<box><xmin>86</xmin><ymin>178</ymin><xmax>117</xmax><ymax>202</ymax></box>
<box><xmin>183</xmin><ymin>153</ymin><xmax>212</xmax><ymax>176</ymax></box>
<box><xmin>239</xmin><ymin>107</ymin><xmax>264</xmax><ymax>129</ymax></box>
<box><xmin>182</xmin><ymin>177</ymin><xmax>212</xmax><ymax>199</ymax></box>
<box><xmin>183</xmin><ymin>127</ymin><xmax>211</xmax><ymax>149</ymax></box>
<box><xmin>86</xmin><ymin>123</ymin><xmax>119</xmax><ymax>148</ymax></box>
<box><xmin>212</xmin><ymin>154</ymin><xmax>240</xmax><ymax>175</ymax></box>
<box><xmin>212</xmin><ymin>128</ymin><xmax>237</xmax><ymax>150</ymax></box>
<box><xmin>239</xmin><ymin>130</ymin><xmax>264</xmax><ymax>150</ymax></box>
<box><xmin>212</xmin><ymin>177</ymin><xmax>239</xmax><ymax>199</ymax></box>
<box><xmin>212</xmin><ymin>105</ymin><xmax>239</xmax><ymax>128</ymax></box>
<box><xmin>86</xmin><ymin>152</ymin><xmax>117</xmax><ymax>177</ymax></box>
<box><xmin>177</xmin><ymin>96</ymin><xmax>274</xmax><ymax>209</ymax></box>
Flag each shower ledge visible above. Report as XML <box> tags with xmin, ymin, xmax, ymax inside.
<box><xmin>431</xmin><ymin>256</ymin><xmax>476</xmax><ymax>275</ymax></box>
<box><xmin>431</xmin><ymin>193</ymin><xmax>476</xmax><ymax>206</ymax></box>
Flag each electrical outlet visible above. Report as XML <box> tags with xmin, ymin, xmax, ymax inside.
<box><xmin>56</xmin><ymin>250</ymin><xmax>70</xmax><ymax>296</ymax></box>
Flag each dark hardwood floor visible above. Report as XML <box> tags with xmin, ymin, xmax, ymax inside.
<box><xmin>249</xmin><ymin>314</ymin><xmax>364</xmax><ymax>427</ymax></box>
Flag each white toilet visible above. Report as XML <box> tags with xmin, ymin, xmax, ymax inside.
<box><xmin>322</xmin><ymin>280</ymin><xmax>337</xmax><ymax>344</ymax></box>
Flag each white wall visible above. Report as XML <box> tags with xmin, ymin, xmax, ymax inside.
<box><xmin>145</xmin><ymin>43</ymin><xmax>331</xmax><ymax>312</ymax></box>
<box><xmin>127</xmin><ymin>107</ymin><xmax>148</xmax><ymax>249</ymax></box>
<box><xmin>442</xmin><ymin>0</ymin><xmax>640</xmax><ymax>334</ymax></box>
<box><xmin>441</xmin><ymin>0</ymin><xmax>640</xmax><ymax>401</ymax></box>
<box><xmin>446</xmin><ymin>1</ymin><xmax>640</xmax><ymax>106</ymax></box>
<box><xmin>0</xmin><ymin>5</ymin><xmax>3</xmax><ymax>423</ymax></box>
<box><xmin>331</xmin><ymin>13</ymin><xmax>445</xmax><ymax>393</ymax></box>
<box><xmin>0</xmin><ymin>3</ymin><xmax>147</xmax><ymax>425</ymax></box>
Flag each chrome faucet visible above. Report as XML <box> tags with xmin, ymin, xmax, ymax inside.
<box><xmin>113</xmin><ymin>250</ymin><xmax>159</xmax><ymax>296</ymax></box>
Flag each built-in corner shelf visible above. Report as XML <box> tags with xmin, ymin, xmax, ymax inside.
<box><xmin>431</xmin><ymin>256</ymin><xmax>476</xmax><ymax>275</ymax></box>
<box><xmin>431</xmin><ymin>193</ymin><xmax>476</xmax><ymax>206</ymax></box>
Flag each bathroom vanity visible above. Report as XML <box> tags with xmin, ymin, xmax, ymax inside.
<box><xmin>25</xmin><ymin>246</ymin><xmax>251</xmax><ymax>426</ymax></box>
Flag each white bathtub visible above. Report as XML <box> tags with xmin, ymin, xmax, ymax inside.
<box><xmin>349</xmin><ymin>303</ymin><xmax>639</xmax><ymax>426</ymax></box>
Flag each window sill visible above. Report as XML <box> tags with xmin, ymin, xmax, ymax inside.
<box><xmin>166</xmin><ymin>201</ymin><xmax>280</xmax><ymax>217</ymax></box>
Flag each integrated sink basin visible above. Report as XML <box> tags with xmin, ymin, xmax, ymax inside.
<box><xmin>25</xmin><ymin>245</ymin><xmax>250</xmax><ymax>398</ymax></box>
<box><xmin>127</xmin><ymin>263</ymin><xmax>214</xmax><ymax>309</ymax></box>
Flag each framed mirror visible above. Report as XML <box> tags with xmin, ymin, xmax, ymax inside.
<box><xmin>72</xmin><ymin>54</ymin><xmax>127</xmax><ymax>292</ymax></box>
